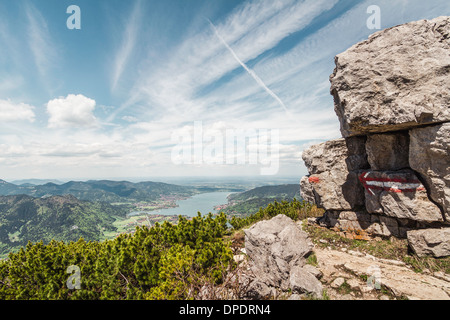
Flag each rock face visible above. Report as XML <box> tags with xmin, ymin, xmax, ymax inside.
<box><xmin>361</xmin><ymin>170</ymin><xmax>443</xmax><ymax>222</ymax></box>
<box><xmin>409</xmin><ymin>123</ymin><xmax>450</xmax><ymax>221</ymax></box>
<box><xmin>244</xmin><ymin>215</ymin><xmax>323</xmax><ymax>297</ymax></box>
<box><xmin>365</xmin><ymin>133</ymin><xmax>410</xmax><ymax>171</ymax></box>
<box><xmin>407</xmin><ymin>228</ymin><xmax>450</xmax><ymax>258</ymax></box>
<box><xmin>330</xmin><ymin>16</ymin><xmax>450</xmax><ymax>138</ymax></box>
<box><xmin>301</xmin><ymin>16</ymin><xmax>450</xmax><ymax>257</ymax></box>
<box><xmin>301</xmin><ymin>137</ymin><xmax>368</xmax><ymax>211</ymax></box>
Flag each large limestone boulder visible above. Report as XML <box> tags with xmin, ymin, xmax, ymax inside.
<box><xmin>361</xmin><ymin>170</ymin><xmax>443</xmax><ymax>223</ymax></box>
<box><xmin>409</xmin><ymin>123</ymin><xmax>450</xmax><ymax>221</ymax></box>
<box><xmin>330</xmin><ymin>16</ymin><xmax>450</xmax><ymax>138</ymax></box>
<box><xmin>244</xmin><ymin>215</ymin><xmax>322</xmax><ymax>297</ymax></box>
<box><xmin>301</xmin><ymin>16</ymin><xmax>450</xmax><ymax>257</ymax></box>
<box><xmin>301</xmin><ymin>137</ymin><xmax>368</xmax><ymax>211</ymax></box>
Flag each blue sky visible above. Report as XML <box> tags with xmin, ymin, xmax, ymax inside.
<box><xmin>0</xmin><ymin>0</ymin><xmax>448</xmax><ymax>181</ymax></box>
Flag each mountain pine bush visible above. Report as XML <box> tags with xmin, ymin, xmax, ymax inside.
<box><xmin>0</xmin><ymin>200</ymin><xmax>319</xmax><ymax>300</ymax></box>
<box><xmin>229</xmin><ymin>199</ymin><xmax>315</xmax><ymax>230</ymax></box>
<box><xmin>0</xmin><ymin>212</ymin><xmax>233</xmax><ymax>300</ymax></box>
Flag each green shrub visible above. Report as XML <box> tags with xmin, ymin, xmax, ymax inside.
<box><xmin>0</xmin><ymin>212</ymin><xmax>233</xmax><ymax>300</ymax></box>
<box><xmin>229</xmin><ymin>199</ymin><xmax>315</xmax><ymax>230</ymax></box>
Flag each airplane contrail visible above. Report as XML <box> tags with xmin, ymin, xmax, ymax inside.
<box><xmin>207</xmin><ymin>19</ymin><xmax>290</xmax><ymax>115</ymax></box>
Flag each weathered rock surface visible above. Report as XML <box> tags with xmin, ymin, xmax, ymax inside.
<box><xmin>302</xmin><ymin>137</ymin><xmax>368</xmax><ymax>174</ymax></box>
<box><xmin>330</xmin><ymin>16</ymin><xmax>450</xmax><ymax>138</ymax></box>
<box><xmin>320</xmin><ymin>210</ymin><xmax>411</xmax><ymax>239</ymax></box>
<box><xmin>289</xmin><ymin>265</ymin><xmax>323</xmax><ymax>297</ymax></box>
<box><xmin>244</xmin><ymin>215</ymin><xmax>322</xmax><ymax>297</ymax></box>
<box><xmin>409</xmin><ymin>123</ymin><xmax>450</xmax><ymax>221</ymax></box>
<box><xmin>300</xmin><ymin>175</ymin><xmax>317</xmax><ymax>205</ymax></box>
<box><xmin>316</xmin><ymin>248</ymin><xmax>450</xmax><ymax>300</ymax></box>
<box><xmin>407</xmin><ymin>228</ymin><xmax>450</xmax><ymax>258</ymax></box>
<box><xmin>301</xmin><ymin>16</ymin><xmax>450</xmax><ymax>257</ymax></box>
<box><xmin>365</xmin><ymin>132</ymin><xmax>410</xmax><ymax>171</ymax></box>
<box><xmin>361</xmin><ymin>170</ymin><xmax>443</xmax><ymax>222</ymax></box>
<box><xmin>245</xmin><ymin>280</ymin><xmax>273</xmax><ymax>300</ymax></box>
<box><xmin>301</xmin><ymin>138</ymin><xmax>368</xmax><ymax>211</ymax></box>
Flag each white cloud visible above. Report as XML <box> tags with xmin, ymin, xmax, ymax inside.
<box><xmin>47</xmin><ymin>94</ymin><xmax>97</xmax><ymax>129</ymax></box>
<box><xmin>122</xmin><ymin>115</ymin><xmax>138</xmax><ymax>123</ymax></box>
<box><xmin>0</xmin><ymin>99</ymin><xmax>35</xmax><ymax>123</ymax></box>
<box><xmin>111</xmin><ymin>0</ymin><xmax>142</xmax><ymax>92</ymax></box>
<box><xmin>25</xmin><ymin>3</ymin><xmax>57</xmax><ymax>77</ymax></box>
<box><xmin>207</xmin><ymin>19</ymin><xmax>289</xmax><ymax>114</ymax></box>
<box><xmin>118</xmin><ymin>0</ymin><xmax>338</xmax><ymax>122</ymax></box>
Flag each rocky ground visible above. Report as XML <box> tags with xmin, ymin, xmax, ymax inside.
<box><xmin>314</xmin><ymin>245</ymin><xmax>450</xmax><ymax>300</ymax></box>
<box><xmin>228</xmin><ymin>217</ymin><xmax>450</xmax><ymax>301</ymax></box>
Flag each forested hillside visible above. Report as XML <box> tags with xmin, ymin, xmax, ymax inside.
<box><xmin>220</xmin><ymin>184</ymin><xmax>301</xmax><ymax>217</ymax></box>
<box><xmin>228</xmin><ymin>184</ymin><xmax>300</xmax><ymax>202</ymax></box>
<box><xmin>0</xmin><ymin>195</ymin><xmax>127</xmax><ymax>257</ymax></box>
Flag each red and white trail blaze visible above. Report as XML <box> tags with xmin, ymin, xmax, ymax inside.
<box><xmin>359</xmin><ymin>171</ymin><xmax>425</xmax><ymax>195</ymax></box>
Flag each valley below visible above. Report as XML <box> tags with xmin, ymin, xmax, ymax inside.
<box><xmin>0</xmin><ymin>177</ymin><xmax>300</xmax><ymax>259</ymax></box>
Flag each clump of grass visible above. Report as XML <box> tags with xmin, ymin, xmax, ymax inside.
<box><xmin>403</xmin><ymin>254</ymin><xmax>450</xmax><ymax>274</ymax></box>
<box><xmin>337</xmin><ymin>280</ymin><xmax>352</xmax><ymax>295</ymax></box>
<box><xmin>306</xmin><ymin>253</ymin><xmax>318</xmax><ymax>267</ymax></box>
<box><xmin>303</xmin><ymin>223</ymin><xmax>354</xmax><ymax>250</ymax></box>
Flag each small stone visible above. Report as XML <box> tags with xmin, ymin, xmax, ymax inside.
<box><xmin>361</xmin><ymin>285</ymin><xmax>374</xmax><ymax>293</ymax></box>
<box><xmin>289</xmin><ymin>266</ymin><xmax>323</xmax><ymax>298</ymax></box>
<box><xmin>302</xmin><ymin>264</ymin><xmax>323</xmax><ymax>280</ymax></box>
<box><xmin>246</xmin><ymin>281</ymin><xmax>272</xmax><ymax>300</ymax></box>
<box><xmin>377</xmin><ymin>258</ymin><xmax>406</xmax><ymax>266</ymax></box>
<box><xmin>331</xmin><ymin>277</ymin><xmax>345</xmax><ymax>288</ymax></box>
<box><xmin>347</xmin><ymin>278</ymin><xmax>361</xmax><ymax>290</ymax></box>
<box><xmin>233</xmin><ymin>254</ymin><xmax>245</xmax><ymax>263</ymax></box>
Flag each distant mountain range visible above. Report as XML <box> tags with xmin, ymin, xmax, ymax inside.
<box><xmin>0</xmin><ymin>179</ymin><xmax>200</xmax><ymax>203</ymax></box>
<box><xmin>10</xmin><ymin>179</ymin><xmax>65</xmax><ymax>186</ymax></box>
